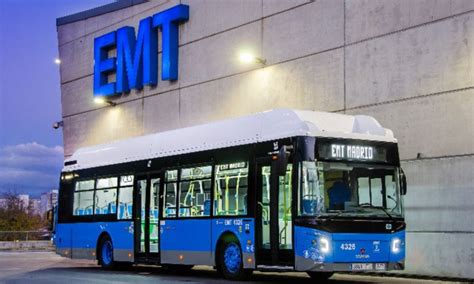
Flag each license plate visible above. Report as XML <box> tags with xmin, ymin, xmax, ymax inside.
<box><xmin>375</xmin><ymin>263</ymin><xmax>387</xmax><ymax>271</ymax></box>
<box><xmin>351</xmin><ymin>263</ymin><xmax>373</xmax><ymax>271</ymax></box>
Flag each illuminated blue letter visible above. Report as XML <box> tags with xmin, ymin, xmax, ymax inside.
<box><xmin>93</xmin><ymin>31</ymin><xmax>116</xmax><ymax>96</ymax></box>
<box><xmin>153</xmin><ymin>4</ymin><xmax>189</xmax><ymax>80</ymax></box>
<box><xmin>116</xmin><ymin>17</ymin><xmax>158</xmax><ymax>93</ymax></box>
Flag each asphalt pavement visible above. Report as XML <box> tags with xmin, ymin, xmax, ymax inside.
<box><xmin>0</xmin><ymin>251</ymin><xmax>467</xmax><ymax>284</ymax></box>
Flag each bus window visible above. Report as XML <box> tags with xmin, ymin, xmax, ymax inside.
<box><xmin>261</xmin><ymin>166</ymin><xmax>271</xmax><ymax>249</ymax></box>
<box><xmin>118</xmin><ymin>175</ymin><xmax>134</xmax><ymax>220</ymax></box>
<box><xmin>357</xmin><ymin>177</ymin><xmax>384</xmax><ymax>207</ymax></box>
<box><xmin>315</xmin><ymin>162</ymin><xmax>403</xmax><ymax>217</ymax></box>
<box><xmin>96</xmin><ymin>177</ymin><xmax>118</xmax><ymax>189</ymax></box>
<box><xmin>214</xmin><ymin>162</ymin><xmax>248</xmax><ymax>216</ymax></box>
<box><xmin>120</xmin><ymin>175</ymin><xmax>134</xmax><ymax>186</ymax></box>
<box><xmin>75</xmin><ymin>180</ymin><xmax>94</xmax><ymax>191</ymax></box>
<box><xmin>166</xmin><ymin>170</ymin><xmax>178</xmax><ymax>182</ymax></box>
<box><xmin>278</xmin><ymin>165</ymin><xmax>292</xmax><ymax>249</ymax></box>
<box><xmin>298</xmin><ymin>162</ymin><xmax>325</xmax><ymax>216</ymax></box>
<box><xmin>370</xmin><ymin>178</ymin><xmax>383</xmax><ymax>207</ymax></box>
<box><xmin>95</xmin><ymin>177</ymin><xmax>118</xmax><ymax>215</ymax></box>
<box><xmin>357</xmin><ymin>177</ymin><xmax>370</xmax><ymax>204</ymax></box>
<box><xmin>179</xmin><ymin>165</ymin><xmax>212</xmax><ymax>217</ymax></box>
<box><xmin>95</xmin><ymin>188</ymin><xmax>117</xmax><ymax>215</ymax></box>
<box><xmin>149</xmin><ymin>178</ymin><xmax>160</xmax><ymax>252</ymax></box>
<box><xmin>73</xmin><ymin>179</ymin><xmax>95</xmax><ymax>215</ymax></box>
<box><xmin>385</xmin><ymin>175</ymin><xmax>397</xmax><ymax>210</ymax></box>
<box><xmin>163</xmin><ymin>170</ymin><xmax>178</xmax><ymax>218</ymax></box>
<box><xmin>138</xmin><ymin>179</ymin><xmax>147</xmax><ymax>252</ymax></box>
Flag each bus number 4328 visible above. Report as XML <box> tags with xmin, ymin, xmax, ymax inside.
<box><xmin>341</xmin><ymin>243</ymin><xmax>356</xmax><ymax>250</ymax></box>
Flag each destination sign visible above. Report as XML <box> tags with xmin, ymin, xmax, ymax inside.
<box><xmin>219</xmin><ymin>162</ymin><xmax>247</xmax><ymax>171</ymax></box>
<box><xmin>318</xmin><ymin>142</ymin><xmax>388</xmax><ymax>163</ymax></box>
<box><xmin>331</xmin><ymin>144</ymin><xmax>373</xmax><ymax>160</ymax></box>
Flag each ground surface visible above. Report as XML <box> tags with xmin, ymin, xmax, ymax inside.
<box><xmin>0</xmin><ymin>251</ymin><xmax>466</xmax><ymax>284</ymax></box>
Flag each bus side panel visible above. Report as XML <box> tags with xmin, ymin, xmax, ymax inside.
<box><xmin>160</xmin><ymin>219</ymin><xmax>212</xmax><ymax>265</ymax></box>
<box><xmin>211</xmin><ymin>218</ymin><xmax>255</xmax><ymax>269</ymax></box>
<box><xmin>55</xmin><ymin>221</ymin><xmax>134</xmax><ymax>262</ymax></box>
<box><xmin>55</xmin><ymin>223</ymin><xmax>72</xmax><ymax>258</ymax></box>
<box><xmin>107</xmin><ymin>221</ymin><xmax>135</xmax><ymax>262</ymax></box>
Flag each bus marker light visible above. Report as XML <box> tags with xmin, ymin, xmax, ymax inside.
<box><xmin>391</xmin><ymin>238</ymin><xmax>401</xmax><ymax>253</ymax></box>
<box><xmin>320</xmin><ymin>237</ymin><xmax>330</xmax><ymax>253</ymax></box>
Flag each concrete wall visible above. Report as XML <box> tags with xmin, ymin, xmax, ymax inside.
<box><xmin>57</xmin><ymin>0</ymin><xmax>474</xmax><ymax>279</ymax></box>
<box><xmin>0</xmin><ymin>241</ymin><xmax>53</xmax><ymax>250</ymax></box>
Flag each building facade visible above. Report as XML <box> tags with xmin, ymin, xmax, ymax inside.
<box><xmin>18</xmin><ymin>194</ymin><xmax>30</xmax><ymax>211</ymax></box>
<box><xmin>29</xmin><ymin>198</ymin><xmax>40</xmax><ymax>216</ymax></box>
<box><xmin>56</xmin><ymin>0</ymin><xmax>474</xmax><ymax>279</ymax></box>
<box><xmin>40</xmin><ymin>190</ymin><xmax>58</xmax><ymax>216</ymax></box>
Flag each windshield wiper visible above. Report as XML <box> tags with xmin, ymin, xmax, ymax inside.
<box><xmin>358</xmin><ymin>203</ymin><xmax>393</xmax><ymax>219</ymax></box>
<box><xmin>320</xmin><ymin>210</ymin><xmax>345</xmax><ymax>223</ymax></box>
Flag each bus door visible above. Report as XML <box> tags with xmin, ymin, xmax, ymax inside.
<box><xmin>256</xmin><ymin>158</ymin><xmax>293</xmax><ymax>266</ymax></box>
<box><xmin>134</xmin><ymin>174</ymin><xmax>161</xmax><ymax>261</ymax></box>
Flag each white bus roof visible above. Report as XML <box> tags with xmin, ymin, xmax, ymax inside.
<box><xmin>63</xmin><ymin>109</ymin><xmax>396</xmax><ymax>171</ymax></box>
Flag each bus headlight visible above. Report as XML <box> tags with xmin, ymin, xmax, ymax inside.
<box><xmin>391</xmin><ymin>238</ymin><xmax>401</xmax><ymax>253</ymax></box>
<box><xmin>319</xmin><ymin>237</ymin><xmax>330</xmax><ymax>254</ymax></box>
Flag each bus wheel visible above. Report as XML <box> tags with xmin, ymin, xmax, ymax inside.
<box><xmin>218</xmin><ymin>239</ymin><xmax>252</xmax><ymax>280</ymax></box>
<box><xmin>307</xmin><ymin>272</ymin><xmax>333</xmax><ymax>282</ymax></box>
<box><xmin>99</xmin><ymin>235</ymin><xmax>115</xmax><ymax>269</ymax></box>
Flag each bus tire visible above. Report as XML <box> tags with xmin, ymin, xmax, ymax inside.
<box><xmin>306</xmin><ymin>271</ymin><xmax>333</xmax><ymax>282</ymax></box>
<box><xmin>217</xmin><ymin>238</ymin><xmax>252</xmax><ymax>281</ymax></box>
<box><xmin>98</xmin><ymin>235</ymin><xmax>115</xmax><ymax>269</ymax></box>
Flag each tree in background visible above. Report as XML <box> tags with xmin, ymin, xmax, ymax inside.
<box><xmin>0</xmin><ymin>191</ymin><xmax>44</xmax><ymax>241</ymax></box>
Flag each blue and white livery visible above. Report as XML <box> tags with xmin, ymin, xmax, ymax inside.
<box><xmin>55</xmin><ymin>109</ymin><xmax>407</xmax><ymax>280</ymax></box>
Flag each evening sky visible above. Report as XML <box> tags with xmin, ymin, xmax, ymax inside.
<box><xmin>0</xmin><ymin>0</ymin><xmax>114</xmax><ymax>196</ymax></box>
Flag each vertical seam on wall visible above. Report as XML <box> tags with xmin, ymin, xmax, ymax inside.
<box><xmin>141</xmin><ymin>93</ymin><xmax>145</xmax><ymax>135</ymax></box>
<box><xmin>179</xmin><ymin>0</ymin><xmax>183</xmax><ymax>128</ymax></box>
<box><xmin>261</xmin><ymin>0</ymin><xmax>264</xmax><ymax>58</ymax></box>
<box><xmin>343</xmin><ymin>0</ymin><xmax>347</xmax><ymax>113</ymax></box>
<box><xmin>178</xmin><ymin>88</ymin><xmax>181</xmax><ymax>128</ymax></box>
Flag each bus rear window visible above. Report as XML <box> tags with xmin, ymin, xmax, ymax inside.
<box><xmin>73</xmin><ymin>190</ymin><xmax>94</xmax><ymax>216</ymax></box>
<box><xmin>75</xmin><ymin>180</ymin><xmax>94</xmax><ymax>191</ymax></box>
<box><xmin>73</xmin><ymin>177</ymin><xmax>119</xmax><ymax>216</ymax></box>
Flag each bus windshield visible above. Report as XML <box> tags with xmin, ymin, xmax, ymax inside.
<box><xmin>298</xmin><ymin>161</ymin><xmax>403</xmax><ymax>218</ymax></box>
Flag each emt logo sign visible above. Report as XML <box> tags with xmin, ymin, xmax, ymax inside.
<box><xmin>93</xmin><ymin>4</ymin><xmax>189</xmax><ymax>97</ymax></box>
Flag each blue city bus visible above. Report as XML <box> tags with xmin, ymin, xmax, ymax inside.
<box><xmin>54</xmin><ymin>109</ymin><xmax>407</xmax><ymax>281</ymax></box>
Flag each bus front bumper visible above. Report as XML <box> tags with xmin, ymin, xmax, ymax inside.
<box><xmin>296</xmin><ymin>257</ymin><xmax>405</xmax><ymax>272</ymax></box>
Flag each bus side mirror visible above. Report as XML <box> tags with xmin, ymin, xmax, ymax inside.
<box><xmin>277</xmin><ymin>146</ymin><xmax>290</xmax><ymax>176</ymax></box>
<box><xmin>400</xmin><ymin>169</ymin><xmax>407</xmax><ymax>195</ymax></box>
